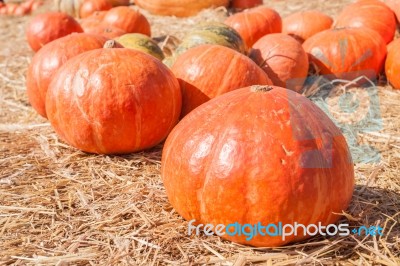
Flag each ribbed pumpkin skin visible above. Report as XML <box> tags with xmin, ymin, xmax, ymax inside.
<box><xmin>225</xmin><ymin>6</ymin><xmax>282</xmax><ymax>48</ymax></box>
<box><xmin>231</xmin><ymin>0</ymin><xmax>263</xmax><ymax>10</ymax></box>
<box><xmin>175</xmin><ymin>22</ymin><xmax>247</xmax><ymax>56</ymax></box>
<box><xmin>283</xmin><ymin>10</ymin><xmax>333</xmax><ymax>43</ymax></box>
<box><xmin>250</xmin><ymin>33</ymin><xmax>308</xmax><ymax>91</ymax></box>
<box><xmin>26</xmin><ymin>33</ymin><xmax>113</xmax><ymax>118</ymax></box>
<box><xmin>116</xmin><ymin>33</ymin><xmax>165</xmax><ymax>60</ymax></box>
<box><xmin>335</xmin><ymin>0</ymin><xmax>396</xmax><ymax>44</ymax></box>
<box><xmin>46</xmin><ymin>48</ymin><xmax>182</xmax><ymax>154</ymax></box>
<box><xmin>26</xmin><ymin>12</ymin><xmax>83</xmax><ymax>52</ymax></box>
<box><xmin>134</xmin><ymin>0</ymin><xmax>229</xmax><ymax>17</ymax></box>
<box><xmin>171</xmin><ymin>44</ymin><xmax>272</xmax><ymax>117</ymax></box>
<box><xmin>385</xmin><ymin>39</ymin><xmax>400</xmax><ymax>89</ymax></box>
<box><xmin>161</xmin><ymin>86</ymin><xmax>355</xmax><ymax>247</ymax></box>
<box><xmin>303</xmin><ymin>28</ymin><xmax>387</xmax><ymax>80</ymax></box>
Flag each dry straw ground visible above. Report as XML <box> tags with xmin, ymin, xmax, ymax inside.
<box><xmin>1</xmin><ymin>0</ymin><xmax>399</xmax><ymax>265</ymax></box>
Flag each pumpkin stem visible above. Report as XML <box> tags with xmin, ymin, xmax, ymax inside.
<box><xmin>104</xmin><ymin>40</ymin><xmax>118</xmax><ymax>49</ymax></box>
<box><xmin>251</xmin><ymin>85</ymin><xmax>274</xmax><ymax>92</ymax></box>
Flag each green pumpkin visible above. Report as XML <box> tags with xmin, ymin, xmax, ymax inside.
<box><xmin>116</xmin><ymin>33</ymin><xmax>165</xmax><ymax>61</ymax></box>
<box><xmin>175</xmin><ymin>22</ymin><xmax>247</xmax><ymax>57</ymax></box>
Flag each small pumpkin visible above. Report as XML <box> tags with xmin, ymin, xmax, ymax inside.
<box><xmin>116</xmin><ymin>33</ymin><xmax>165</xmax><ymax>60</ymax></box>
<box><xmin>26</xmin><ymin>33</ymin><xmax>115</xmax><ymax>118</ymax></box>
<box><xmin>26</xmin><ymin>12</ymin><xmax>83</xmax><ymax>52</ymax></box>
<box><xmin>171</xmin><ymin>44</ymin><xmax>272</xmax><ymax>117</ymax></box>
<box><xmin>385</xmin><ymin>39</ymin><xmax>400</xmax><ymax>89</ymax></box>
<box><xmin>102</xmin><ymin>6</ymin><xmax>151</xmax><ymax>35</ymax></box>
<box><xmin>335</xmin><ymin>0</ymin><xmax>396</xmax><ymax>44</ymax></box>
<box><xmin>225</xmin><ymin>6</ymin><xmax>282</xmax><ymax>48</ymax></box>
<box><xmin>250</xmin><ymin>33</ymin><xmax>309</xmax><ymax>91</ymax></box>
<box><xmin>174</xmin><ymin>22</ymin><xmax>247</xmax><ymax>57</ymax></box>
<box><xmin>161</xmin><ymin>85</ymin><xmax>355</xmax><ymax>247</ymax></box>
<box><xmin>303</xmin><ymin>28</ymin><xmax>387</xmax><ymax>81</ymax></box>
<box><xmin>79</xmin><ymin>0</ymin><xmax>112</xmax><ymax>18</ymax></box>
<box><xmin>134</xmin><ymin>0</ymin><xmax>229</xmax><ymax>17</ymax></box>
<box><xmin>231</xmin><ymin>0</ymin><xmax>263</xmax><ymax>10</ymax></box>
<box><xmin>14</xmin><ymin>5</ymin><xmax>30</xmax><ymax>16</ymax></box>
<box><xmin>282</xmin><ymin>10</ymin><xmax>333</xmax><ymax>43</ymax></box>
<box><xmin>46</xmin><ymin>42</ymin><xmax>182</xmax><ymax>154</ymax></box>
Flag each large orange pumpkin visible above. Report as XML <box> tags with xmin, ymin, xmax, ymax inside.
<box><xmin>250</xmin><ymin>33</ymin><xmax>309</xmax><ymax>91</ymax></box>
<box><xmin>231</xmin><ymin>0</ymin><xmax>263</xmax><ymax>10</ymax></box>
<box><xmin>282</xmin><ymin>10</ymin><xmax>333</xmax><ymax>43</ymax></box>
<box><xmin>26</xmin><ymin>33</ymin><xmax>115</xmax><ymax>118</ymax></box>
<box><xmin>102</xmin><ymin>6</ymin><xmax>151</xmax><ymax>35</ymax></box>
<box><xmin>224</xmin><ymin>6</ymin><xmax>282</xmax><ymax>48</ymax></box>
<box><xmin>26</xmin><ymin>12</ymin><xmax>83</xmax><ymax>52</ymax></box>
<box><xmin>335</xmin><ymin>0</ymin><xmax>396</xmax><ymax>44</ymax></box>
<box><xmin>303</xmin><ymin>28</ymin><xmax>387</xmax><ymax>81</ymax></box>
<box><xmin>171</xmin><ymin>44</ymin><xmax>272</xmax><ymax>117</ymax></box>
<box><xmin>385</xmin><ymin>39</ymin><xmax>400</xmax><ymax>90</ymax></box>
<box><xmin>79</xmin><ymin>0</ymin><xmax>112</xmax><ymax>18</ymax></box>
<box><xmin>46</xmin><ymin>43</ymin><xmax>182</xmax><ymax>154</ymax></box>
<box><xmin>80</xmin><ymin>11</ymin><xmax>108</xmax><ymax>32</ymax></box>
<box><xmin>161</xmin><ymin>85</ymin><xmax>355</xmax><ymax>247</ymax></box>
<box><xmin>134</xmin><ymin>0</ymin><xmax>229</xmax><ymax>17</ymax></box>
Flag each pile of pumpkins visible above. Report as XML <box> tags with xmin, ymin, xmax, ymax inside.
<box><xmin>23</xmin><ymin>0</ymin><xmax>400</xmax><ymax>247</ymax></box>
<box><xmin>0</xmin><ymin>0</ymin><xmax>42</xmax><ymax>15</ymax></box>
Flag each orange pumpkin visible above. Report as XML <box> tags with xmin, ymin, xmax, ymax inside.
<box><xmin>84</xmin><ymin>24</ymin><xmax>126</xmax><ymax>38</ymax></box>
<box><xmin>26</xmin><ymin>33</ymin><xmax>115</xmax><ymax>118</ymax></box>
<box><xmin>13</xmin><ymin>5</ymin><xmax>30</xmax><ymax>16</ymax></box>
<box><xmin>225</xmin><ymin>6</ymin><xmax>282</xmax><ymax>48</ymax></box>
<box><xmin>282</xmin><ymin>10</ymin><xmax>333</xmax><ymax>43</ymax></box>
<box><xmin>335</xmin><ymin>0</ymin><xmax>396</xmax><ymax>44</ymax></box>
<box><xmin>79</xmin><ymin>0</ymin><xmax>112</xmax><ymax>18</ymax></box>
<box><xmin>303</xmin><ymin>28</ymin><xmax>387</xmax><ymax>81</ymax></box>
<box><xmin>26</xmin><ymin>12</ymin><xmax>83</xmax><ymax>52</ymax></box>
<box><xmin>134</xmin><ymin>0</ymin><xmax>229</xmax><ymax>17</ymax></box>
<box><xmin>161</xmin><ymin>85</ymin><xmax>355</xmax><ymax>247</ymax></box>
<box><xmin>250</xmin><ymin>33</ymin><xmax>308</xmax><ymax>91</ymax></box>
<box><xmin>107</xmin><ymin>0</ymin><xmax>130</xmax><ymax>7</ymax></box>
<box><xmin>80</xmin><ymin>11</ymin><xmax>108</xmax><ymax>31</ymax></box>
<box><xmin>102</xmin><ymin>6</ymin><xmax>151</xmax><ymax>35</ymax></box>
<box><xmin>385</xmin><ymin>39</ymin><xmax>400</xmax><ymax>89</ymax></box>
<box><xmin>231</xmin><ymin>0</ymin><xmax>263</xmax><ymax>10</ymax></box>
<box><xmin>171</xmin><ymin>44</ymin><xmax>272</xmax><ymax>117</ymax></box>
<box><xmin>46</xmin><ymin>43</ymin><xmax>182</xmax><ymax>154</ymax></box>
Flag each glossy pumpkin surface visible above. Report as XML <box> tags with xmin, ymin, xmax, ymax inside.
<box><xmin>102</xmin><ymin>6</ymin><xmax>151</xmax><ymax>35</ymax></box>
<box><xmin>171</xmin><ymin>44</ymin><xmax>272</xmax><ymax>117</ymax></box>
<box><xmin>46</xmin><ymin>45</ymin><xmax>182</xmax><ymax>154</ymax></box>
<box><xmin>335</xmin><ymin>0</ymin><xmax>396</xmax><ymax>44</ymax></box>
<box><xmin>303</xmin><ymin>28</ymin><xmax>387</xmax><ymax>80</ymax></box>
<box><xmin>250</xmin><ymin>33</ymin><xmax>309</xmax><ymax>91</ymax></box>
<box><xmin>225</xmin><ymin>6</ymin><xmax>282</xmax><ymax>48</ymax></box>
<box><xmin>161</xmin><ymin>85</ymin><xmax>355</xmax><ymax>247</ymax></box>
<box><xmin>26</xmin><ymin>33</ymin><xmax>113</xmax><ymax>118</ymax></box>
<box><xmin>26</xmin><ymin>11</ymin><xmax>83</xmax><ymax>52</ymax></box>
<box><xmin>282</xmin><ymin>10</ymin><xmax>333</xmax><ymax>43</ymax></box>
